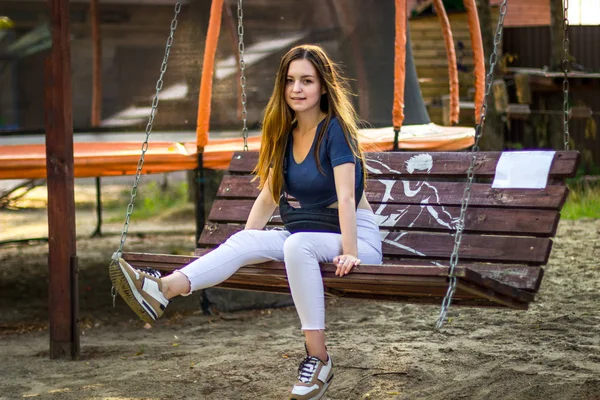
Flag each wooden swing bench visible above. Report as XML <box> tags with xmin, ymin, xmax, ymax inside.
<box><xmin>122</xmin><ymin>150</ymin><xmax>579</xmax><ymax>310</ymax></box>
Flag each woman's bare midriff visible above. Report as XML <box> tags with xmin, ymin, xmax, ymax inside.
<box><xmin>326</xmin><ymin>193</ymin><xmax>373</xmax><ymax>212</ymax></box>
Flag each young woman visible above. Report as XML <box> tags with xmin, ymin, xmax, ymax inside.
<box><xmin>111</xmin><ymin>44</ymin><xmax>383</xmax><ymax>400</ymax></box>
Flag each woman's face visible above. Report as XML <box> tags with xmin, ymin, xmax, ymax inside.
<box><xmin>285</xmin><ymin>59</ymin><xmax>324</xmax><ymax>115</ymax></box>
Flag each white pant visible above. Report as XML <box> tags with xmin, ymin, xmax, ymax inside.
<box><xmin>178</xmin><ymin>208</ymin><xmax>383</xmax><ymax>330</ymax></box>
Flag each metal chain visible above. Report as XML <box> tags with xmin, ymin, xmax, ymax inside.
<box><xmin>562</xmin><ymin>0</ymin><xmax>570</xmax><ymax>151</ymax></box>
<box><xmin>111</xmin><ymin>0</ymin><xmax>182</xmax><ymax>306</ymax></box>
<box><xmin>435</xmin><ymin>0</ymin><xmax>508</xmax><ymax>330</ymax></box>
<box><xmin>237</xmin><ymin>0</ymin><xmax>249</xmax><ymax>150</ymax></box>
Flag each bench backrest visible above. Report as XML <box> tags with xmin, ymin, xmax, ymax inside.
<box><xmin>200</xmin><ymin>150</ymin><xmax>579</xmax><ymax>289</ymax></box>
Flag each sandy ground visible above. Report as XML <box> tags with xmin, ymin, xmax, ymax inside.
<box><xmin>1</xmin><ymin>182</ymin><xmax>600</xmax><ymax>400</ymax></box>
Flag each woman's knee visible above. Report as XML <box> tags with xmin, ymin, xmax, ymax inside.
<box><xmin>283</xmin><ymin>233</ymin><xmax>319</xmax><ymax>269</ymax></box>
<box><xmin>283</xmin><ymin>233</ymin><xmax>309</xmax><ymax>261</ymax></box>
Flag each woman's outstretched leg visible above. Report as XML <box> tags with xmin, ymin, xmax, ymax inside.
<box><xmin>110</xmin><ymin>229</ymin><xmax>290</xmax><ymax>323</ymax></box>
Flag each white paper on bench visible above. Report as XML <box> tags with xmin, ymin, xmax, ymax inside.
<box><xmin>492</xmin><ymin>151</ymin><xmax>556</xmax><ymax>189</ymax></box>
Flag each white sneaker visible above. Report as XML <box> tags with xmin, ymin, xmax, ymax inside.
<box><xmin>109</xmin><ymin>258</ymin><xmax>169</xmax><ymax>323</ymax></box>
<box><xmin>289</xmin><ymin>352</ymin><xmax>333</xmax><ymax>400</ymax></box>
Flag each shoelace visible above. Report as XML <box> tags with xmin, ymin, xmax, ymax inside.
<box><xmin>139</xmin><ymin>267</ymin><xmax>162</xmax><ymax>279</ymax></box>
<box><xmin>297</xmin><ymin>356</ymin><xmax>320</xmax><ymax>383</ymax></box>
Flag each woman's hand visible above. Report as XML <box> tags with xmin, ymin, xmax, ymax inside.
<box><xmin>333</xmin><ymin>254</ymin><xmax>361</xmax><ymax>277</ymax></box>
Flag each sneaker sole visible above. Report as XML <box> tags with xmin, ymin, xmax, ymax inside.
<box><xmin>312</xmin><ymin>374</ymin><xmax>333</xmax><ymax>400</ymax></box>
<box><xmin>109</xmin><ymin>260</ymin><xmax>156</xmax><ymax>324</ymax></box>
<box><xmin>291</xmin><ymin>373</ymin><xmax>333</xmax><ymax>400</ymax></box>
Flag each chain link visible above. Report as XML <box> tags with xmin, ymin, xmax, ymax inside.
<box><xmin>237</xmin><ymin>0</ymin><xmax>249</xmax><ymax>151</ymax></box>
<box><xmin>111</xmin><ymin>0</ymin><xmax>182</xmax><ymax>307</ymax></box>
<box><xmin>435</xmin><ymin>0</ymin><xmax>508</xmax><ymax>330</ymax></box>
<box><xmin>563</xmin><ymin>0</ymin><xmax>570</xmax><ymax>151</ymax></box>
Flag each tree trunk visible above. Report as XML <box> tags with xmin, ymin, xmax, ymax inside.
<box><xmin>477</xmin><ymin>0</ymin><xmax>494</xmax><ymax>72</ymax></box>
<box><xmin>476</xmin><ymin>0</ymin><xmax>504</xmax><ymax>151</ymax></box>
<box><xmin>547</xmin><ymin>0</ymin><xmax>567</xmax><ymax>149</ymax></box>
<box><xmin>183</xmin><ymin>0</ymin><xmax>213</xmax><ymax>104</ymax></box>
<box><xmin>549</xmin><ymin>0</ymin><xmax>564</xmax><ymax>71</ymax></box>
<box><xmin>178</xmin><ymin>0</ymin><xmax>212</xmax><ymax>203</ymax></box>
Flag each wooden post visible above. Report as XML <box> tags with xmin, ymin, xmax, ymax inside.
<box><xmin>90</xmin><ymin>0</ymin><xmax>102</xmax><ymax>126</ymax></box>
<box><xmin>45</xmin><ymin>0</ymin><xmax>79</xmax><ymax>360</ymax></box>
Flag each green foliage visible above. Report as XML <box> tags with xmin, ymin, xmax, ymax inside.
<box><xmin>139</xmin><ymin>181</ymin><xmax>189</xmax><ymax>218</ymax></box>
<box><xmin>108</xmin><ymin>181</ymin><xmax>190</xmax><ymax>221</ymax></box>
<box><xmin>504</xmin><ymin>141</ymin><xmax>524</xmax><ymax>150</ymax></box>
<box><xmin>562</xmin><ymin>177</ymin><xmax>600</xmax><ymax>220</ymax></box>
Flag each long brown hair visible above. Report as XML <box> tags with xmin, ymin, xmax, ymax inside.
<box><xmin>253</xmin><ymin>44</ymin><xmax>367</xmax><ymax>203</ymax></box>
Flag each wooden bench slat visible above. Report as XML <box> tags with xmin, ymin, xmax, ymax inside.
<box><xmin>208</xmin><ymin>199</ymin><xmax>560</xmax><ymax>236</ymax></box>
<box><xmin>460</xmin><ymin>265</ymin><xmax>543</xmax><ymax>293</ymax></box>
<box><xmin>199</xmin><ymin>252</ymin><xmax>543</xmax><ymax>292</ymax></box>
<box><xmin>121</xmin><ymin>252</ymin><xmax>531</xmax><ymax>309</ymax></box>
<box><xmin>228</xmin><ymin>150</ymin><xmax>580</xmax><ymax>178</ymax></box>
<box><xmin>368</xmin><ymin>180</ymin><xmax>568</xmax><ymax>209</ymax></box>
<box><xmin>191</xmin><ymin>242</ymin><xmax>544</xmax><ymax>292</ymax></box>
<box><xmin>197</xmin><ymin>223</ymin><xmax>552</xmax><ymax>264</ymax></box>
<box><xmin>455</xmin><ymin>280</ymin><xmax>528</xmax><ymax>309</ymax></box>
<box><xmin>121</xmin><ymin>252</ymin><xmax>543</xmax><ymax>293</ymax></box>
<box><xmin>215</xmin><ymin>281</ymin><xmax>519</xmax><ymax>308</ymax></box>
<box><xmin>229</xmin><ymin>265</ymin><xmax>533</xmax><ymax>307</ymax></box>
<box><xmin>322</xmin><ymin>270</ymin><xmax>533</xmax><ymax>305</ymax></box>
<box><xmin>232</xmin><ymin>270</ymin><xmax>529</xmax><ymax>307</ymax></box>
<box><xmin>238</xmin><ymin>256</ymin><xmax>544</xmax><ymax>294</ymax></box>
<box><xmin>379</xmin><ymin>231</ymin><xmax>552</xmax><ymax>264</ymax></box>
<box><xmin>217</xmin><ymin>175</ymin><xmax>569</xmax><ymax>209</ymax></box>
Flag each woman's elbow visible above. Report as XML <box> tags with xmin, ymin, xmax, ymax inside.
<box><xmin>337</xmin><ymin>195</ymin><xmax>356</xmax><ymax>208</ymax></box>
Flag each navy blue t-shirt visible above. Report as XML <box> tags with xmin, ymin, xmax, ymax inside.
<box><xmin>284</xmin><ymin>117</ymin><xmax>363</xmax><ymax>208</ymax></box>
